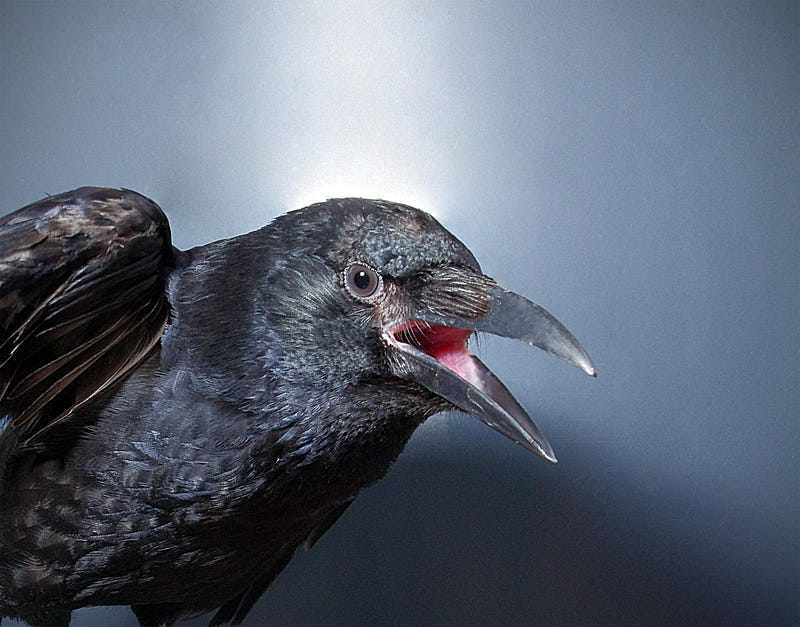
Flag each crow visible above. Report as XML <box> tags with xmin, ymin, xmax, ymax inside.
<box><xmin>0</xmin><ymin>187</ymin><xmax>595</xmax><ymax>626</ymax></box>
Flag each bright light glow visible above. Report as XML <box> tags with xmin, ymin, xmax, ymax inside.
<box><xmin>286</xmin><ymin>168</ymin><xmax>442</xmax><ymax>219</ymax></box>
<box><xmin>222</xmin><ymin>2</ymin><xmax>452</xmax><ymax>221</ymax></box>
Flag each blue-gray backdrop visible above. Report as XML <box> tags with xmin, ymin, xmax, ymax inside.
<box><xmin>1</xmin><ymin>1</ymin><xmax>797</xmax><ymax>625</ymax></box>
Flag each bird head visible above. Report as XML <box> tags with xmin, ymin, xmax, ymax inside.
<box><xmin>254</xmin><ymin>198</ymin><xmax>595</xmax><ymax>463</ymax></box>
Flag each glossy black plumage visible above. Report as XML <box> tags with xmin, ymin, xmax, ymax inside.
<box><xmin>0</xmin><ymin>188</ymin><xmax>594</xmax><ymax>626</ymax></box>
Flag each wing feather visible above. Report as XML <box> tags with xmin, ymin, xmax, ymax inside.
<box><xmin>0</xmin><ymin>187</ymin><xmax>174</xmax><ymax>454</ymax></box>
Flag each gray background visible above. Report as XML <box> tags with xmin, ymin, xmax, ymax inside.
<box><xmin>1</xmin><ymin>1</ymin><xmax>797</xmax><ymax>625</ymax></box>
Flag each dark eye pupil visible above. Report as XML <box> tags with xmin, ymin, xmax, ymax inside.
<box><xmin>354</xmin><ymin>271</ymin><xmax>371</xmax><ymax>290</ymax></box>
<box><xmin>346</xmin><ymin>263</ymin><xmax>382</xmax><ymax>299</ymax></box>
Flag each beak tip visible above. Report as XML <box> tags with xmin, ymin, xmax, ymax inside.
<box><xmin>534</xmin><ymin>440</ymin><xmax>558</xmax><ymax>464</ymax></box>
<box><xmin>577</xmin><ymin>355</ymin><xmax>597</xmax><ymax>378</ymax></box>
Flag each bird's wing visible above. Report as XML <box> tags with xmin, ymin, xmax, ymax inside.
<box><xmin>303</xmin><ymin>499</ymin><xmax>354</xmax><ymax>550</ymax></box>
<box><xmin>0</xmin><ymin>187</ymin><xmax>174</xmax><ymax>452</ymax></box>
<box><xmin>203</xmin><ymin>501</ymin><xmax>355</xmax><ymax>626</ymax></box>
<box><xmin>208</xmin><ymin>544</ymin><xmax>299</xmax><ymax>627</ymax></box>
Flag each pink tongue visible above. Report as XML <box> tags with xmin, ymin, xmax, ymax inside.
<box><xmin>421</xmin><ymin>325</ymin><xmax>479</xmax><ymax>383</ymax></box>
<box><xmin>433</xmin><ymin>348</ymin><xmax>481</xmax><ymax>385</ymax></box>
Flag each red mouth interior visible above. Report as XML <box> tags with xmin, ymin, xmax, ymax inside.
<box><xmin>392</xmin><ymin>321</ymin><xmax>473</xmax><ymax>374</ymax></box>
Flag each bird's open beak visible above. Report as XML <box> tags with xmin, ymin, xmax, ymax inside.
<box><xmin>384</xmin><ymin>282</ymin><xmax>595</xmax><ymax>463</ymax></box>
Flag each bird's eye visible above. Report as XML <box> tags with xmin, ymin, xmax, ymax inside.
<box><xmin>344</xmin><ymin>262</ymin><xmax>383</xmax><ymax>300</ymax></box>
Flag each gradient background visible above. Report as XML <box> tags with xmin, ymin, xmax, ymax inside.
<box><xmin>1</xmin><ymin>1</ymin><xmax>797</xmax><ymax>625</ymax></box>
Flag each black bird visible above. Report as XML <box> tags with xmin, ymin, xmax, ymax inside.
<box><xmin>0</xmin><ymin>187</ymin><xmax>595</xmax><ymax>626</ymax></box>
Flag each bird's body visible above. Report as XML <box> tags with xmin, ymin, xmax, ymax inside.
<box><xmin>0</xmin><ymin>348</ymin><xmax>418</xmax><ymax>625</ymax></box>
<box><xmin>0</xmin><ymin>188</ymin><xmax>594</xmax><ymax>625</ymax></box>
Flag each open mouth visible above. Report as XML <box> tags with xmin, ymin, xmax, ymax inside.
<box><xmin>384</xmin><ymin>318</ymin><xmax>558</xmax><ymax>462</ymax></box>
<box><xmin>389</xmin><ymin>321</ymin><xmax>474</xmax><ymax>377</ymax></box>
<box><xmin>381</xmin><ymin>281</ymin><xmax>594</xmax><ymax>463</ymax></box>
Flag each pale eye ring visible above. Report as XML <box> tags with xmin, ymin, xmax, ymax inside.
<box><xmin>344</xmin><ymin>262</ymin><xmax>383</xmax><ymax>300</ymax></box>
